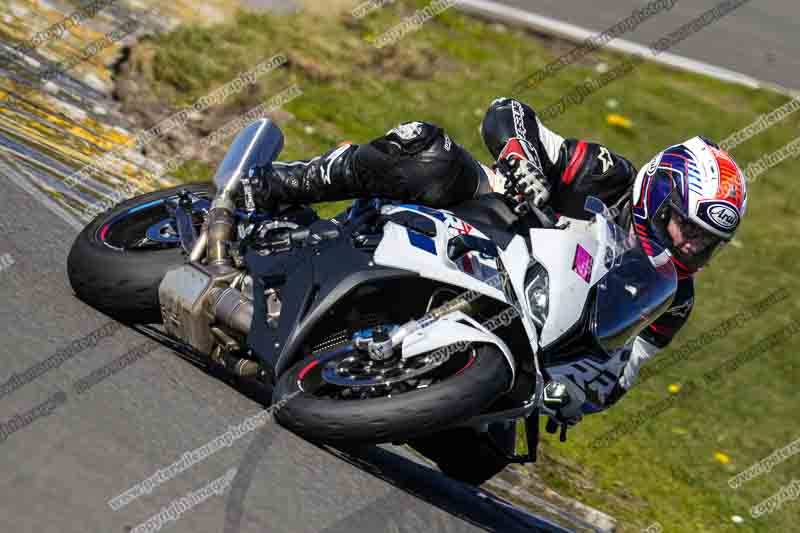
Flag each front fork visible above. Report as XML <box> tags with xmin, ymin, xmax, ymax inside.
<box><xmin>359</xmin><ymin>284</ymin><xmax>492</xmax><ymax>362</ymax></box>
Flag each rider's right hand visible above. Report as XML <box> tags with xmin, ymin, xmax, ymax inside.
<box><xmin>495</xmin><ymin>157</ymin><xmax>551</xmax><ymax>208</ymax></box>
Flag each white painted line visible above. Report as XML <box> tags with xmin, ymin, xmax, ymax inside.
<box><xmin>456</xmin><ymin>0</ymin><xmax>797</xmax><ymax>97</ymax></box>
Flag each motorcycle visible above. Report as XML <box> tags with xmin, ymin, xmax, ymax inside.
<box><xmin>68</xmin><ymin>119</ymin><xmax>677</xmax><ymax>484</ymax></box>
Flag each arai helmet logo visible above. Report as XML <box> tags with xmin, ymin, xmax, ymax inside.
<box><xmin>707</xmin><ymin>203</ymin><xmax>739</xmax><ymax>230</ymax></box>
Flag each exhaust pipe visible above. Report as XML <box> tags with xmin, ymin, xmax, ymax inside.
<box><xmin>208</xmin><ymin>287</ymin><xmax>254</xmax><ymax>335</ymax></box>
<box><xmin>206</xmin><ymin>207</ymin><xmax>235</xmax><ymax>267</ymax></box>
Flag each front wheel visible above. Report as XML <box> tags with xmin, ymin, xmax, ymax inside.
<box><xmin>272</xmin><ymin>342</ymin><xmax>512</xmax><ymax>444</ymax></box>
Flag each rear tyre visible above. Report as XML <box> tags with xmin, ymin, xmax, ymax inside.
<box><xmin>407</xmin><ymin>428</ymin><xmax>509</xmax><ymax>485</ymax></box>
<box><xmin>67</xmin><ymin>183</ymin><xmax>214</xmax><ymax>324</ymax></box>
<box><xmin>273</xmin><ymin>343</ymin><xmax>512</xmax><ymax>444</ymax></box>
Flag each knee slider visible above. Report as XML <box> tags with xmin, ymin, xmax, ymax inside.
<box><xmin>383</xmin><ymin>121</ymin><xmax>444</xmax><ymax>155</ymax></box>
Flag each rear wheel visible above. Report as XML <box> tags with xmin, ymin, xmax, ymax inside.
<box><xmin>67</xmin><ymin>183</ymin><xmax>214</xmax><ymax>324</ymax></box>
<box><xmin>273</xmin><ymin>336</ymin><xmax>512</xmax><ymax>444</ymax></box>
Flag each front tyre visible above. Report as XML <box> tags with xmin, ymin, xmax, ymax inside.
<box><xmin>273</xmin><ymin>343</ymin><xmax>511</xmax><ymax>444</ymax></box>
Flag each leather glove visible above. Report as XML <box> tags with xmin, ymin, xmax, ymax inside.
<box><xmin>242</xmin><ymin>164</ymin><xmax>278</xmax><ymax>211</ymax></box>
<box><xmin>495</xmin><ymin>156</ymin><xmax>551</xmax><ymax>208</ymax></box>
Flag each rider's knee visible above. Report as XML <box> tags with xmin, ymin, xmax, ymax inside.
<box><xmin>481</xmin><ymin>97</ymin><xmax>540</xmax><ymax>159</ymax></box>
<box><xmin>353</xmin><ymin>121</ymin><xmax>481</xmax><ymax>207</ymax></box>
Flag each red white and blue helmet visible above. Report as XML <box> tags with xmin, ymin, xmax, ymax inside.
<box><xmin>632</xmin><ymin>136</ymin><xmax>748</xmax><ymax>275</ymax></box>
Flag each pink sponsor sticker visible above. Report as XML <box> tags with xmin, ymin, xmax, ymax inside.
<box><xmin>572</xmin><ymin>244</ymin><xmax>593</xmax><ymax>283</ymax></box>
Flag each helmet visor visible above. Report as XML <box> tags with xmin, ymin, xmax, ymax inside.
<box><xmin>667</xmin><ymin>205</ymin><xmax>726</xmax><ymax>271</ymax></box>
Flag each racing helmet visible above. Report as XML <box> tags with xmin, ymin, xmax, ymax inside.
<box><xmin>631</xmin><ymin>136</ymin><xmax>748</xmax><ymax>275</ymax></box>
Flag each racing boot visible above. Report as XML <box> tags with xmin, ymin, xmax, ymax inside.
<box><xmin>248</xmin><ymin>121</ymin><xmax>483</xmax><ymax>210</ymax></box>
<box><xmin>248</xmin><ymin>143</ymin><xmax>360</xmax><ymax>211</ymax></box>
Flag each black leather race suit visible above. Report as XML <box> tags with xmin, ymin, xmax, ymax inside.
<box><xmin>254</xmin><ymin>97</ymin><xmax>695</xmax><ymax>407</ymax></box>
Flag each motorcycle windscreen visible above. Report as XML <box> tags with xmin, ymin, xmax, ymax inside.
<box><xmin>591</xmin><ymin>246</ymin><xmax>677</xmax><ymax>353</ymax></box>
<box><xmin>212</xmin><ymin>118</ymin><xmax>285</xmax><ymax>190</ymax></box>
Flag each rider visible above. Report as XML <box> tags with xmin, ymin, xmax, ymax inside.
<box><xmin>247</xmin><ymin>97</ymin><xmax>748</xmax><ymax>425</ymax></box>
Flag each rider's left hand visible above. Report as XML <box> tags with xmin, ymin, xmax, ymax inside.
<box><xmin>543</xmin><ymin>379</ymin><xmax>585</xmax><ymax>427</ymax></box>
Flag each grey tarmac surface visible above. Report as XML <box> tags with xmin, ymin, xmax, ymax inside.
<box><xmin>490</xmin><ymin>0</ymin><xmax>800</xmax><ymax>91</ymax></box>
<box><xmin>0</xmin><ymin>175</ymin><xmax>576</xmax><ymax>533</ymax></box>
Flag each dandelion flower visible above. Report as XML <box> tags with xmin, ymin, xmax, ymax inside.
<box><xmin>606</xmin><ymin>113</ymin><xmax>633</xmax><ymax>129</ymax></box>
